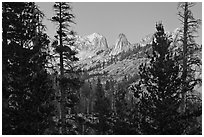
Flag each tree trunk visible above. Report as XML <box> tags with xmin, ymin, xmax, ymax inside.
<box><xmin>181</xmin><ymin>2</ymin><xmax>188</xmax><ymax>114</ymax></box>
<box><xmin>59</xmin><ymin>2</ymin><xmax>65</xmax><ymax>134</ymax></box>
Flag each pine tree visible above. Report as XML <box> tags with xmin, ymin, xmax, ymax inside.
<box><xmin>177</xmin><ymin>2</ymin><xmax>202</xmax><ymax>115</ymax></box>
<box><xmin>2</xmin><ymin>2</ymin><xmax>54</xmax><ymax>134</ymax></box>
<box><xmin>51</xmin><ymin>2</ymin><xmax>81</xmax><ymax>134</ymax></box>
<box><xmin>132</xmin><ymin>23</ymin><xmax>185</xmax><ymax>134</ymax></box>
<box><xmin>176</xmin><ymin>2</ymin><xmax>202</xmax><ymax>134</ymax></box>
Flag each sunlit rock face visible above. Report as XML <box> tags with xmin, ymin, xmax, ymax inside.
<box><xmin>110</xmin><ymin>33</ymin><xmax>131</xmax><ymax>56</ymax></box>
<box><xmin>86</xmin><ymin>32</ymin><xmax>108</xmax><ymax>50</ymax></box>
<box><xmin>75</xmin><ymin>33</ymin><xmax>108</xmax><ymax>59</ymax></box>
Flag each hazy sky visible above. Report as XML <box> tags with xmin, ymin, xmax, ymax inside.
<box><xmin>37</xmin><ymin>2</ymin><xmax>202</xmax><ymax>45</ymax></box>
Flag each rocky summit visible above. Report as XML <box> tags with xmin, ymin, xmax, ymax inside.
<box><xmin>110</xmin><ymin>33</ymin><xmax>131</xmax><ymax>56</ymax></box>
<box><xmin>75</xmin><ymin>33</ymin><xmax>108</xmax><ymax>59</ymax></box>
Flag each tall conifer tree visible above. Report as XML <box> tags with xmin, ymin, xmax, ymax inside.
<box><xmin>51</xmin><ymin>2</ymin><xmax>81</xmax><ymax>134</ymax></box>
<box><xmin>132</xmin><ymin>23</ymin><xmax>184</xmax><ymax>134</ymax></box>
<box><xmin>177</xmin><ymin>2</ymin><xmax>202</xmax><ymax>114</ymax></box>
<box><xmin>2</xmin><ymin>2</ymin><xmax>53</xmax><ymax>134</ymax></box>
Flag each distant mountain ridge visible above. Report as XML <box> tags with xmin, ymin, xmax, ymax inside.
<box><xmin>74</xmin><ymin>28</ymin><xmax>183</xmax><ymax>59</ymax></box>
<box><xmin>75</xmin><ymin>32</ymin><xmax>135</xmax><ymax>59</ymax></box>
<box><xmin>73</xmin><ymin>28</ymin><xmax>201</xmax><ymax>87</ymax></box>
<box><xmin>73</xmin><ymin>32</ymin><xmax>154</xmax><ymax>83</ymax></box>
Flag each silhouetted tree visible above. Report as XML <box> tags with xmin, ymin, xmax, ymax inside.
<box><xmin>2</xmin><ymin>2</ymin><xmax>54</xmax><ymax>134</ymax></box>
<box><xmin>177</xmin><ymin>2</ymin><xmax>202</xmax><ymax>114</ymax></box>
<box><xmin>132</xmin><ymin>23</ymin><xmax>185</xmax><ymax>134</ymax></box>
<box><xmin>51</xmin><ymin>2</ymin><xmax>81</xmax><ymax>134</ymax></box>
<box><xmin>177</xmin><ymin>2</ymin><xmax>202</xmax><ymax>134</ymax></box>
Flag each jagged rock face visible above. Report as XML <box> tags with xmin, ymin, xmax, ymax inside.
<box><xmin>76</xmin><ymin>33</ymin><xmax>133</xmax><ymax>59</ymax></box>
<box><xmin>116</xmin><ymin>33</ymin><xmax>130</xmax><ymax>47</ymax></box>
<box><xmin>75</xmin><ymin>33</ymin><xmax>108</xmax><ymax>59</ymax></box>
<box><xmin>75</xmin><ymin>29</ymin><xmax>183</xmax><ymax>61</ymax></box>
<box><xmin>86</xmin><ymin>33</ymin><xmax>108</xmax><ymax>50</ymax></box>
<box><xmin>110</xmin><ymin>33</ymin><xmax>131</xmax><ymax>56</ymax></box>
<box><xmin>76</xmin><ymin>33</ymin><xmax>108</xmax><ymax>50</ymax></box>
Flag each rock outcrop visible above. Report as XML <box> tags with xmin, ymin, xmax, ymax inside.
<box><xmin>86</xmin><ymin>33</ymin><xmax>108</xmax><ymax>50</ymax></box>
<box><xmin>75</xmin><ymin>33</ymin><xmax>108</xmax><ymax>59</ymax></box>
<box><xmin>110</xmin><ymin>33</ymin><xmax>131</xmax><ymax>56</ymax></box>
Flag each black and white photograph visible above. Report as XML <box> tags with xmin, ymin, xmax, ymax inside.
<box><xmin>2</xmin><ymin>1</ymin><xmax>202</xmax><ymax>135</ymax></box>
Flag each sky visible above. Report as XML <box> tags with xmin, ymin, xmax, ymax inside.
<box><xmin>37</xmin><ymin>2</ymin><xmax>202</xmax><ymax>46</ymax></box>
